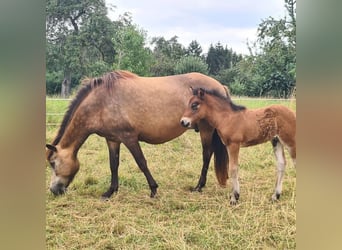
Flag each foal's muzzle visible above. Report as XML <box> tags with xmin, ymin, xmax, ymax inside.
<box><xmin>180</xmin><ymin>118</ymin><xmax>191</xmax><ymax>128</ymax></box>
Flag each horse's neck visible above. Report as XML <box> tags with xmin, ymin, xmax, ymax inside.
<box><xmin>58</xmin><ymin>117</ymin><xmax>91</xmax><ymax>155</ymax></box>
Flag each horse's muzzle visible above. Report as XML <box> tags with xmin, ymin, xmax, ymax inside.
<box><xmin>180</xmin><ymin>118</ymin><xmax>191</xmax><ymax>128</ymax></box>
<box><xmin>50</xmin><ymin>183</ymin><xmax>67</xmax><ymax>196</ymax></box>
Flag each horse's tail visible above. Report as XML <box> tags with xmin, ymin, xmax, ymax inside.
<box><xmin>212</xmin><ymin>129</ymin><xmax>228</xmax><ymax>186</ymax></box>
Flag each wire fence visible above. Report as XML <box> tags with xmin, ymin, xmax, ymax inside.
<box><xmin>46</xmin><ymin>98</ymin><xmax>296</xmax><ymax>127</ymax></box>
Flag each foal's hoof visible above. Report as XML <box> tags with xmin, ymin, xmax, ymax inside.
<box><xmin>230</xmin><ymin>200</ymin><xmax>238</xmax><ymax>206</ymax></box>
<box><xmin>271</xmin><ymin>193</ymin><xmax>281</xmax><ymax>201</ymax></box>
<box><xmin>229</xmin><ymin>192</ymin><xmax>240</xmax><ymax>205</ymax></box>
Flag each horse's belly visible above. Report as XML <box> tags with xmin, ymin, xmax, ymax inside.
<box><xmin>138</xmin><ymin>125</ymin><xmax>186</xmax><ymax>144</ymax></box>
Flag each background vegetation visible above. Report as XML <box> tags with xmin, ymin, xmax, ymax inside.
<box><xmin>46</xmin><ymin>0</ymin><xmax>296</xmax><ymax>98</ymax></box>
<box><xmin>46</xmin><ymin>98</ymin><xmax>296</xmax><ymax>249</ymax></box>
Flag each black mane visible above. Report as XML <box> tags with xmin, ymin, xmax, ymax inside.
<box><xmin>193</xmin><ymin>87</ymin><xmax>246</xmax><ymax>112</ymax></box>
<box><xmin>51</xmin><ymin>71</ymin><xmax>129</xmax><ymax>146</ymax></box>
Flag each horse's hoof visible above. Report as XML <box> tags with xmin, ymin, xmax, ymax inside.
<box><xmin>100</xmin><ymin>196</ymin><xmax>110</xmax><ymax>201</ymax></box>
<box><xmin>150</xmin><ymin>189</ymin><xmax>158</xmax><ymax>198</ymax></box>
<box><xmin>190</xmin><ymin>187</ymin><xmax>202</xmax><ymax>192</ymax></box>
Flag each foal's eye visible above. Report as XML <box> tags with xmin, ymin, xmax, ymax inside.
<box><xmin>191</xmin><ymin>102</ymin><xmax>199</xmax><ymax>111</ymax></box>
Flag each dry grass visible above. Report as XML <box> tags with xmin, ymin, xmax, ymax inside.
<box><xmin>46</xmin><ymin>98</ymin><xmax>296</xmax><ymax>249</ymax></box>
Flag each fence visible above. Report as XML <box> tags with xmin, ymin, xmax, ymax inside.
<box><xmin>46</xmin><ymin>98</ymin><xmax>296</xmax><ymax>127</ymax></box>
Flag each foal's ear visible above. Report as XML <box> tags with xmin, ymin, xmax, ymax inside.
<box><xmin>46</xmin><ymin>144</ymin><xmax>57</xmax><ymax>152</ymax></box>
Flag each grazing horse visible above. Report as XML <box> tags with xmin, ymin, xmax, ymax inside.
<box><xmin>180</xmin><ymin>88</ymin><xmax>296</xmax><ymax>205</ymax></box>
<box><xmin>46</xmin><ymin>71</ymin><xmax>229</xmax><ymax>199</ymax></box>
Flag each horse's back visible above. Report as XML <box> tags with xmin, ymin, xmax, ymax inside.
<box><xmin>98</xmin><ymin>72</ymin><xmax>226</xmax><ymax>144</ymax></box>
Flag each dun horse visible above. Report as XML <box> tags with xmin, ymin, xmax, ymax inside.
<box><xmin>180</xmin><ymin>88</ymin><xmax>296</xmax><ymax>205</ymax></box>
<box><xmin>46</xmin><ymin>71</ymin><xmax>229</xmax><ymax>199</ymax></box>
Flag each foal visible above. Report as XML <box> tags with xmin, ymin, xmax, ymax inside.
<box><xmin>180</xmin><ymin>88</ymin><xmax>296</xmax><ymax>205</ymax></box>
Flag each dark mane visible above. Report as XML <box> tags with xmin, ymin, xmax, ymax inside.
<box><xmin>51</xmin><ymin>70</ymin><xmax>135</xmax><ymax>146</ymax></box>
<box><xmin>193</xmin><ymin>87</ymin><xmax>246</xmax><ymax>112</ymax></box>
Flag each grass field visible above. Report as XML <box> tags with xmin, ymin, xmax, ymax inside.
<box><xmin>46</xmin><ymin>97</ymin><xmax>296</xmax><ymax>249</ymax></box>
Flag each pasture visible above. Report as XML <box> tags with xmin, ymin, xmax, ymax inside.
<box><xmin>46</xmin><ymin>97</ymin><xmax>296</xmax><ymax>249</ymax></box>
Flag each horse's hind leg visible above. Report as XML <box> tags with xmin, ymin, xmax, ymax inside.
<box><xmin>102</xmin><ymin>140</ymin><xmax>121</xmax><ymax>199</ymax></box>
<box><xmin>124</xmin><ymin>138</ymin><xmax>158</xmax><ymax>198</ymax></box>
<box><xmin>227</xmin><ymin>143</ymin><xmax>240</xmax><ymax>205</ymax></box>
<box><xmin>271</xmin><ymin>137</ymin><xmax>286</xmax><ymax>201</ymax></box>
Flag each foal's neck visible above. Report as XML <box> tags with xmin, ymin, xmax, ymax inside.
<box><xmin>205</xmin><ymin>95</ymin><xmax>239</xmax><ymax>128</ymax></box>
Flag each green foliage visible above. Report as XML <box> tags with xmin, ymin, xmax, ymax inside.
<box><xmin>46</xmin><ymin>0</ymin><xmax>296</xmax><ymax>98</ymax></box>
<box><xmin>186</xmin><ymin>40</ymin><xmax>203</xmax><ymax>57</ymax></box>
<box><xmin>46</xmin><ymin>71</ymin><xmax>63</xmax><ymax>95</ymax></box>
<box><xmin>232</xmin><ymin>0</ymin><xmax>296</xmax><ymax>97</ymax></box>
<box><xmin>150</xmin><ymin>36</ymin><xmax>186</xmax><ymax>76</ymax></box>
<box><xmin>206</xmin><ymin>42</ymin><xmax>242</xmax><ymax>75</ymax></box>
<box><xmin>175</xmin><ymin>56</ymin><xmax>208</xmax><ymax>74</ymax></box>
<box><xmin>46</xmin><ymin>0</ymin><xmax>114</xmax><ymax>96</ymax></box>
<box><xmin>112</xmin><ymin>14</ymin><xmax>153</xmax><ymax>76</ymax></box>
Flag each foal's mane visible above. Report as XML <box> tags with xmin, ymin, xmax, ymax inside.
<box><xmin>51</xmin><ymin>70</ymin><xmax>136</xmax><ymax>146</ymax></box>
<box><xmin>193</xmin><ymin>88</ymin><xmax>246</xmax><ymax>112</ymax></box>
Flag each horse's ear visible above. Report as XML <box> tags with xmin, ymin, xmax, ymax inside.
<box><xmin>189</xmin><ymin>86</ymin><xmax>194</xmax><ymax>94</ymax></box>
<box><xmin>198</xmin><ymin>88</ymin><xmax>205</xmax><ymax>99</ymax></box>
<box><xmin>46</xmin><ymin>144</ymin><xmax>57</xmax><ymax>152</ymax></box>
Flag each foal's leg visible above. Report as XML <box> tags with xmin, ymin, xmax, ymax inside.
<box><xmin>271</xmin><ymin>137</ymin><xmax>286</xmax><ymax>201</ymax></box>
<box><xmin>191</xmin><ymin>123</ymin><xmax>214</xmax><ymax>192</ymax></box>
<box><xmin>227</xmin><ymin>143</ymin><xmax>240</xmax><ymax>205</ymax></box>
<box><xmin>124</xmin><ymin>138</ymin><xmax>158</xmax><ymax>198</ymax></box>
<box><xmin>102</xmin><ymin>140</ymin><xmax>121</xmax><ymax>199</ymax></box>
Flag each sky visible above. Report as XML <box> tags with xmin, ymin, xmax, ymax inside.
<box><xmin>105</xmin><ymin>0</ymin><xmax>285</xmax><ymax>55</ymax></box>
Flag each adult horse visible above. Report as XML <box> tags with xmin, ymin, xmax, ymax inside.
<box><xmin>46</xmin><ymin>71</ymin><xmax>229</xmax><ymax>199</ymax></box>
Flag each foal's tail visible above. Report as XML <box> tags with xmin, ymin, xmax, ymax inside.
<box><xmin>212</xmin><ymin>129</ymin><xmax>228</xmax><ymax>186</ymax></box>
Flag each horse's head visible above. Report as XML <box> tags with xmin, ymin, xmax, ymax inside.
<box><xmin>46</xmin><ymin>144</ymin><xmax>80</xmax><ymax>196</ymax></box>
<box><xmin>180</xmin><ymin>88</ymin><xmax>206</xmax><ymax>128</ymax></box>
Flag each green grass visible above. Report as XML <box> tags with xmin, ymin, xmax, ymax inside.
<box><xmin>46</xmin><ymin>97</ymin><xmax>296</xmax><ymax>249</ymax></box>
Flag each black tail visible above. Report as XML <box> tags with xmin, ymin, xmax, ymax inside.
<box><xmin>212</xmin><ymin>129</ymin><xmax>228</xmax><ymax>186</ymax></box>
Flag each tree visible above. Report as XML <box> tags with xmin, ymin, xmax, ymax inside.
<box><xmin>46</xmin><ymin>0</ymin><xmax>115</xmax><ymax>97</ymax></box>
<box><xmin>175</xmin><ymin>56</ymin><xmax>208</xmax><ymax>74</ymax></box>
<box><xmin>233</xmin><ymin>0</ymin><xmax>296</xmax><ymax>97</ymax></box>
<box><xmin>206</xmin><ymin>42</ymin><xmax>239</xmax><ymax>75</ymax></box>
<box><xmin>112</xmin><ymin>14</ymin><xmax>153</xmax><ymax>76</ymax></box>
<box><xmin>186</xmin><ymin>40</ymin><xmax>203</xmax><ymax>57</ymax></box>
<box><xmin>150</xmin><ymin>36</ymin><xmax>186</xmax><ymax>76</ymax></box>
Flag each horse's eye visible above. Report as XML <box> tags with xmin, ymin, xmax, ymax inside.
<box><xmin>191</xmin><ymin>102</ymin><xmax>199</xmax><ymax>111</ymax></box>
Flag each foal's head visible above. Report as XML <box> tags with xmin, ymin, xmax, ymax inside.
<box><xmin>180</xmin><ymin>88</ymin><xmax>208</xmax><ymax>128</ymax></box>
<box><xmin>46</xmin><ymin>144</ymin><xmax>80</xmax><ymax>195</ymax></box>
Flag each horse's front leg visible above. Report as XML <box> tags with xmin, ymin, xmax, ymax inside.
<box><xmin>191</xmin><ymin>138</ymin><xmax>213</xmax><ymax>192</ymax></box>
<box><xmin>102</xmin><ymin>140</ymin><xmax>121</xmax><ymax>199</ymax></box>
<box><xmin>124</xmin><ymin>138</ymin><xmax>158</xmax><ymax>198</ymax></box>
<box><xmin>191</xmin><ymin>127</ymin><xmax>213</xmax><ymax>192</ymax></box>
<box><xmin>227</xmin><ymin>143</ymin><xmax>240</xmax><ymax>205</ymax></box>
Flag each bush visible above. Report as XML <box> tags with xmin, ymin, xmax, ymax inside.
<box><xmin>175</xmin><ymin>56</ymin><xmax>208</xmax><ymax>74</ymax></box>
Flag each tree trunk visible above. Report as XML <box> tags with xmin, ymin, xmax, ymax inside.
<box><xmin>61</xmin><ymin>70</ymin><xmax>71</xmax><ymax>98</ymax></box>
